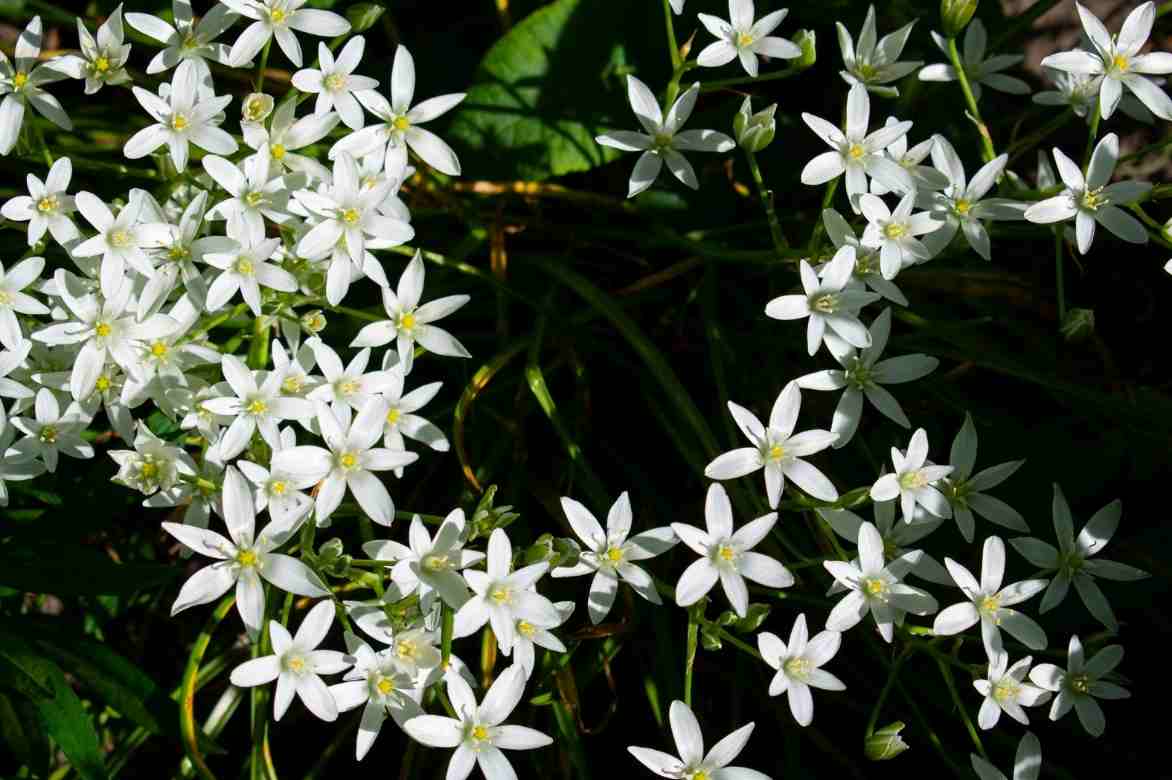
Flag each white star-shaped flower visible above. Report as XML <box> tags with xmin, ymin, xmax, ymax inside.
<box><xmin>628</xmin><ymin>700</ymin><xmax>768</xmax><ymax>780</ymax></box>
<box><xmin>1028</xmin><ymin>634</ymin><xmax>1129</xmax><ymax>737</ymax></box>
<box><xmin>758</xmin><ymin>613</ymin><xmax>845</xmax><ymax>727</ymax></box>
<box><xmin>869</xmin><ymin>428</ymin><xmax>954</xmax><ymax>521</ymax></box>
<box><xmin>696</xmin><ymin>1</ymin><xmax>802</xmax><ymax>78</ymax></box>
<box><xmin>765</xmin><ymin>251</ymin><xmax>879</xmax><ymax>356</ymax></box>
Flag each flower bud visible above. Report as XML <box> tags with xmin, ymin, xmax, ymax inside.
<box><xmin>865</xmin><ymin>721</ymin><xmax>910</xmax><ymax>760</ymax></box>
<box><xmin>1060</xmin><ymin>307</ymin><xmax>1095</xmax><ymax>344</ymax></box>
<box><xmin>241</xmin><ymin>93</ymin><xmax>274</xmax><ymax>124</ymax></box>
<box><xmin>1163</xmin><ymin>216</ymin><xmax>1172</xmax><ymax>243</ymax></box>
<box><xmin>346</xmin><ymin>2</ymin><xmax>385</xmax><ymax>32</ymax></box>
<box><xmin>795</xmin><ymin>29</ymin><xmax>817</xmax><ymax>68</ymax></box>
<box><xmin>941</xmin><ymin>0</ymin><xmax>979</xmax><ymax>38</ymax></box>
<box><xmin>733</xmin><ymin>97</ymin><xmax>777</xmax><ymax>153</ymax></box>
<box><xmin>300</xmin><ymin>309</ymin><xmax>327</xmax><ymax>333</ymax></box>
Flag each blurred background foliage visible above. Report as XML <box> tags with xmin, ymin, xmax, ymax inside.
<box><xmin>0</xmin><ymin>0</ymin><xmax>1169</xmax><ymax>777</ymax></box>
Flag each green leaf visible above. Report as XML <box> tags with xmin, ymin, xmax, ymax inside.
<box><xmin>0</xmin><ymin>631</ymin><xmax>56</xmax><ymax>697</ymax></box>
<box><xmin>447</xmin><ymin>0</ymin><xmax>659</xmax><ymax>181</ymax></box>
<box><xmin>0</xmin><ymin>542</ymin><xmax>178</xmax><ymax>595</ymax></box>
<box><xmin>0</xmin><ymin>691</ymin><xmax>50</xmax><ymax>772</ymax></box>
<box><xmin>31</xmin><ymin>660</ymin><xmax>109</xmax><ymax>780</ymax></box>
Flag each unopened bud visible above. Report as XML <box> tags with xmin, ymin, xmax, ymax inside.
<box><xmin>242</xmin><ymin>93</ymin><xmax>274</xmax><ymax>124</ymax></box>
<box><xmin>346</xmin><ymin>2</ymin><xmax>385</xmax><ymax>32</ymax></box>
<box><xmin>795</xmin><ymin>29</ymin><xmax>817</xmax><ymax>68</ymax></box>
<box><xmin>734</xmin><ymin>97</ymin><xmax>777</xmax><ymax>152</ymax></box>
<box><xmin>301</xmin><ymin>309</ymin><xmax>327</xmax><ymax>333</ymax></box>
<box><xmin>865</xmin><ymin>722</ymin><xmax>910</xmax><ymax>761</ymax></box>
<box><xmin>941</xmin><ymin>0</ymin><xmax>979</xmax><ymax>38</ymax></box>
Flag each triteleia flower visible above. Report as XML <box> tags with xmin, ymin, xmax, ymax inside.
<box><xmin>229</xmin><ymin>600</ymin><xmax>350</xmax><ymax>721</ymax></box>
<box><xmin>334</xmin><ymin>44</ymin><xmax>465</xmax><ymax>176</ymax></box>
<box><xmin>941</xmin><ymin>413</ymin><xmax>1027</xmax><ymax>542</ymax></box>
<box><xmin>109</xmin><ymin>420</ymin><xmax>195</xmax><ymax>496</ymax></box>
<box><xmin>377</xmin><ymin>361</ymin><xmax>448</xmax><ymax>463</ymax></box>
<box><xmin>71</xmin><ymin>190</ymin><xmax>156</xmax><ymax>298</ymax></box>
<box><xmin>795</xmin><ymin>308</ymin><xmax>938</xmax><ymax>447</ymax></box>
<box><xmin>127</xmin><ymin>0</ymin><xmax>239</xmax><ymax>77</ymax></box>
<box><xmin>0</xmin><ymin>257</ymin><xmax>49</xmax><ymax>350</ymax></box>
<box><xmin>551</xmin><ymin>492</ymin><xmax>678</xmax><ymax>623</ymax></box>
<box><xmin>595</xmin><ymin>77</ymin><xmax>735</xmax><ymax>198</ymax></box>
<box><xmin>452</xmin><ymin>528</ymin><xmax>560</xmax><ymax>654</ymax></box>
<box><xmin>328</xmin><ymin>636</ymin><xmax>422</xmax><ymax>760</ymax></box>
<box><xmin>123</xmin><ymin>60</ymin><xmax>237</xmax><ymax>171</ymax></box>
<box><xmin>704</xmin><ymin>381</ymin><xmax>839</xmax><ymax>507</ymax></box>
<box><xmin>859</xmin><ymin>191</ymin><xmax>942</xmax><ymax>278</ymax></box>
<box><xmin>974</xmin><ymin>652</ymin><xmax>1050</xmax><ymax>730</ymax></box>
<box><xmin>1</xmin><ymin>156</ymin><xmax>79</xmax><ymax>247</ymax></box>
<box><xmin>970</xmin><ymin>731</ymin><xmax>1041</xmax><ymax>780</ymax></box>
<box><xmin>55</xmin><ymin>5</ymin><xmax>133</xmax><ymax>94</ymax></box>
<box><xmin>403</xmin><ymin>665</ymin><xmax>553</xmax><ymax>780</ymax></box>
<box><xmin>870</xmin><ymin>428</ymin><xmax>954</xmax><ymax>521</ymax></box>
<box><xmin>920</xmin><ymin>20</ymin><xmax>1030</xmax><ymax>100</ymax></box>
<box><xmin>837</xmin><ymin>6</ymin><xmax>922</xmax><ymax>97</ymax></box>
<box><xmin>1028</xmin><ymin>635</ymin><xmax>1129</xmax><ymax>737</ymax></box>
<box><xmin>9</xmin><ymin>387</ymin><xmax>93</xmax><ymax>471</ymax></box>
<box><xmin>203</xmin><ymin>153</ymin><xmax>295</xmax><ymax>245</ymax></box>
<box><xmin>922</xmin><ymin>137</ymin><xmax>1024</xmax><ymax>260</ymax></box>
<box><xmin>203</xmin><ymin>235</ymin><xmax>298</xmax><ymax>316</ymax></box>
<box><xmin>163</xmin><ymin>466</ymin><xmax>329</xmax><ymax>636</ymax></box>
<box><xmin>933</xmin><ymin>536</ymin><xmax>1048</xmax><ymax>658</ymax></box>
<box><xmin>363</xmin><ymin>509</ymin><xmax>485</xmax><ymax>611</ymax></box>
<box><xmin>0</xmin><ymin>17</ymin><xmax>73</xmax><ymax>156</ymax></box>
<box><xmin>672</xmin><ymin>483</ymin><xmax>794</xmax><ymax>618</ymax></box>
<box><xmin>765</xmin><ymin>251</ymin><xmax>879</xmax><ymax>356</ymax></box>
<box><xmin>696</xmin><ymin>1</ymin><xmax>802</xmax><ymax>78</ymax></box>
<box><xmin>758</xmin><ymin>613</ymin><xmax>845</xmax><ymax>726</ymax></box>
<box><xmin>1024</xmin><ymin>134</ymin><xmax>1150</xmax><ymax>255</ymax></box>
<box><xmin>222</xmin><ymin>0</ymin><xmax>351</xmax><ymax>68</ymax></box>
<box><xmin>823</xmin><ymin>520</ymin><xmax>938</xmax><ymax>642</ymax></box>
<box><xmin>1040</xmin><ymin>1</ymin><xmax>1172</xmax><ymax>120</ymax></box>
<box><xmin>237</xmin><ymin>430</ymin><xmax>316</xmax><ymax>529</ymax></box>
<box><xmin>306</xmin><ymin>342</ymin><xmax>394</xmax><ymax>415</ymax></box>
<box><xmin>201</xmin><ymin>354</ymin><xmax>313</xmax><ymax>460</ymax></box>
<box><xmin>241</xmin><ymin>97</ymin><xmax>339</xmax><ymax>182</ymax></box>
<box><xmin>1010</xmin><ymin>484</ymin><xmax>1148</xmax><ymax>632</ymax></box>
<box><xmin>799</xmin><ymin>83</ymin><xmax>914</xmax><ymax>210</ymax></box>
<box><xmin>820</xmin><ymin>497</ymin><xmax>952</xmax><ymax>586</ymax></box>
<box><xmin>628</xmin><ymin>700</ymin><xmax>769</xmax><ymax>780</ymax></box>
<box><xmin>820</xmin><ymin>208</ymin><xmax>907</xmax><ymax>305</ymax></box>
<box><xmin>291</xmin><ymin>37</ymin><xmax>379</xmax><ymax>130</ymax></box>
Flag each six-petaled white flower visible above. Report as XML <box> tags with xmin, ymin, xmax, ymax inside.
<box><xmin>758</xmin><ymin>613</ymin><xmax>844</xmax><ymax>727</ymax></box>
<box><xmin>696</xmin><ymin>1</ymin><xmax>802</xmax><ymax>78</ymax></box>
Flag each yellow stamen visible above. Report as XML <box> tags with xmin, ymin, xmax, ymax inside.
<box><xmin>12</xmin><ymin>72</ymin><xmax>28</xmax><ymax>89</ymax></box>
<box><xmin>376</xmin><ymin>677</ymin><xmax>395</xmax><ymax>695</ymax></box>
<box><xmin>386</xmin><ymin>408</ymin><xmax>401</xmax><ymax>425</ymax></box>
<box><xmin>392</xmin><ymin>116</ymin><xmax>410</xmax><ymax>131</ymax></box>
<box><xmin>339</xmin><ymin>452</ymin><xmax>358</xmax><ymax>469</ymax></box>
<box><xmin>324</xmin><ymin>73</ymin><xmax>347</xmax><ymax>91</ymax></box>
<box><xmin>95</xmin><ymin>322</ymin><xmax>113</xmax><ymax>338</ymax></box>
<box><xmin>341</xmin><ymin>207</ymin><xmax>360</xmax><ymax>225</ymax></box>
<box><xmin>246</xmin><ymin>398</ymin><xmax>268</xmax><ymax>415</ymax></box>
<box><xmin>244</xmin><ymin>191</ymin><xmax>264</xmax><ymax>208</ymax></box>
<box><xmin>237</xmin><ymin>549</ymin><xmax>258</xmax><ymax>567</ymax></box>
<box><xmin>883</xmin><ymin>223</ymin><xmax>907</xmax><ymax>239</ymax></box>
<box><xmin>768</xmin><ymin>444</ymin><xmax>785</xmax><ymax>461</ymax></box>
<box><xmin>171</xmin><ymin>114</ymin><xmax>189</xmax><ymax>131</ymax></box>
<box><xmin>94</xmin><ymin>56</ymin><xmax>110</xmax><ymax>73</ymax></box>
<box><xmin>271</xmin><ymin>480</ymin><xmax>287</xmax><ymax>495</ymax></box>
<box><xmin>471</xmin><ymin>725</ymin><xmax>489</xmax><ymax>741</ymax></box>
<box><xmin>150</xmin><ymin>341</ymin><xmax>169</xmax><ymax>358</ymax></box>
<box><xmin>955</xmin><ymin>199</ymin><xmax>971</xmax><ymax>215</ymax></box>
<box><xmin>605</xmin><ymin>546</ymin><xmax>624</xmax><ymax>563</ymax></box>
<box><xmin>1111</xmin><ymin>53</ymin><xmax>1129</xmax><ymax>72</ymax></box>
<box><xmin>40</xmin><ymin>426</ymin><xmax>58</xmax><ymax>444</ymax></box>
<box><xmin>234</xmin><ymin>257</ymin><xmax>254</xmax><ymax>275</ymax></box>
<box><xmin>270</xmin><ymin>143</ymin><xmax>286</xmax><ymax>160</ymax></box>
<box><xmin>36</xmin><ymin>195</ymin><xmax>58</xmax><ymax>213</ymax></box>
<box><xmin>490</xmin><ymin>585</ymin><xmax>512</xmax><ymax>604</ymax></box>
<box><xmin>399</xmin><ymin>312</ymin><xmax>416</xmax><ymax>330</ymax></box>
<box><xmin>717</xmin><ymin>544</ymin><xmax>737</xmax><ymax>562</ymax></box>
<box><xmin>736</xmin><ymin>31</ymin><xmax>754</xmax><ymax>48</ymax></box>
<box><xmin>848</xmin><ymin>143</ymin><xmax>866</xmax><ymax>160</ymax></box>
<box><xmin>269</xmin><ymin>8</ymin><xmax>287</xmax><ymax>24</ymax></box>
<box><xmin>140</xmin><ymin>461</ymin><xmax>158</xmax><ymax>479</ymax></box>
<box><xmin>110</xmin><ymin>229</ymin><xmax>132</xmax><ymax>248</ymax></box>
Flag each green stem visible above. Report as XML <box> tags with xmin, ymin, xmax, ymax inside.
<box><xmin>1082</xmin><ymin>99</ymin><xmax>1101</xmax><ymax>169</ymax></box>
<box><xmin>947</xmin><ymin>37</ymin><xmax>996</xmax><ymax>162</ymax></box>
<box><xmin>1158</xmin><ymin>0</ymin><xmax>1172</xmax><ymax>17</ymax></box>
<box><xmin>864</xmin><ymin>646</ymin><xmax>914</xmax><ymax>737</ymax></box>
<box><xmin>661</xmin><ymin>0</ymin><xmax>682</xmax><ymax>70</ymax></box>
<box><xmin>744</xmin><ymin>149</ymin><xmax>788</xmax><ymax>254</ymax></box>
<box><xmin>807</xmin><ymin>178</ymin><xmax>840</xmax><ymax>254</ymax></box>
<box><xmin>254</xmin><ymin>39</ymin><xmax>272</xmax><ymax>93</ymax></box>
<box><xmin>933</xmin><ymin>652</ymin><xmax>986</xmax><ymax>759</ymax></box>
<box><xmin>701</xmin><ymin>621</ymin><xmax>763</xmax><ymax>661</ymax></box>
<box><xmin>701</xmin><ymin>63</ymin><xmax>809</xmax><ymax>92</ymax></box>
<box><xmin>684</xmin><ymin>606</ymin><xmax>699</xmax><ymax>707</ymax></box>
<box><xmin>1053</xmin><ymin>227</ymin><xmax>1066</xmax><ymax>325</ymax></box>
<box><xmin>179</xmin><ymin>595</ymin><xmax>235</xmax><ymax>780</ymax></box>
<box><xmin>441</xmin><ymin>602</ymin><xmax>454</xmax><ymax>668</ymax></box>
<box><xmin>1007</xmin><ymin>109</ymin><xmax>1075</xmax><ymax>167</ymax></box>
<box><xmin>247</xmin><ymin>314</ymin><xmax>270</xmax><ymax>369</ymax></box>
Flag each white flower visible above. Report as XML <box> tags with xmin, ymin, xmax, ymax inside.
<box><xmin>163</xmin><ymin>466</ymin><xmax>329</xmax><ymax>636</ymax></box>
<box><xmin>551</xmin><ymin>492</ymin><xmax>678</xmax><ymax>623</ymax></box>
<box><xmin>765</xmin><ymin>252</ymin><xmax>879</xmax><ymax>356</ymax></box>
<box><xmin>628</xmin><ymin>699</ymin><xmax>768</xmax><ymax>780</ymax></box>
<box><xmin>795</xmin><ymin>308</ymin><xmax>937</xmax><ymax>448</ymax></box>
<box><xmin>670</xmin><ymin>0</ymin><xmax>684</xmax><ymax>13</ymax></box>
<box><xmin>1033</xmin><ymin>69</ymin><xmax>1153</xmax><ymax>123</ymax></box>
<box><xmin>363</xmin><ymin>509</ymin><xmax>484</xmax><ymax>611</ymax></box>
<box><xmin>452</xmin><ymin>528</ymin><xmax>561</xmax><ymax>654</ymax></box>
<box><xmin>704</xmin><ymin>382</ymin><xmax>838</xmax><ymax>507</ymax></box>
<box><xmin>758</xmin><ymin>613</ymin><xmax>844</xmax><ymax>727</ymax></box>
<box><xmin>378</xmin><ymin>360</ymin><xmax>448</xmax><ymax>464</ymax></box>
<box><xmin>922</xmin><ymin>137</ymin><xmax>1024</xmax><ymax>260</ymax></box>
<box><xmin>0</xmin><ymin>257</ymin><xmax>48</xmax><ymax>350</ymax></box>
<box><xmin>941</xmin><ymin>413</ymin><xmax>1027</xmax><ymax>542</ymax></box>
<box><xmin>1010</xmin><ymin>484</ymin><xmax>1147</xmax><ymax>633</ymax></box>
<box><xmin>837</xmin><ymin>6</ymin><xmax>922</xmax><ymax>97</ymax></box>
<box><xmin>403</xmin><ymin>665</ymin><xmax>552</xmax><ymax>780</ymax></box>
<box><xmin>672</xmin><ymin>483</ymin><xmax>793</xmax><ymax>618</ymax></box>
<box><xmin>109</xmin><ymin>420</ymin><xmax>195</xmax><ymax>495</ymax></box>
<box><xmin>970</xmin><ymin>731</ymin><xmax>1041</xmax><ymax>780</ymax></box>
<box><xmin>859</xmin><ymin>191</ymin><xmax>941</xmax><ymax>278</ymax></box>
<box><xmin>1</xmin><ymin>156</ymin><xmax>80</xmax><ymax>247</ymax></box>
<box><xmin>9</xmin><ymin>388</ymin><xmax>92</xmax><ymax>472</ymax></box>
<box><xmin>273</xmin><ymin>398</ymin><xmax>418</xmax><ymax>527</ymax></box>
<box><xmin>974</xmin><ymin>652</ymin><xmax>1050</xmax><ymax>730</ymax></box>
<box><xmin>222</xmin><ymin>0</ymin><xmax>351</xmax><ymax>68</ymax></box>
<box><xmin>1028</xmin><ymin>635</ymin><xmax>1128</xmax><ymax>737</ymax></box>
<box><xmin>306</xmin><ymin>342</ymin><xmax>394</xmax><ymax>415</ymax></box>
<box><xmin>127</xmin><ymin>0</ymin><xmax>238</xmax><ymax>77</ymax></box>
<box><xmin>920</xmin><ymin>20</ymin><xmax>1029</xmax><ymax>100</ymax></box>
<box><xmin>0</xmin><ymin>17</ymin><xmax>73</xmax><ymax>156</ymax></box>
<box><xmin>0</xmin><ymin>342</ymin><xmax>32</xmax><ymax>402</ymax></box>
<box><xmin>54</xmin><ymin>5</ymin><xmax>133</xmax><ymax>94</ymax></box>
<box><xmin>328</xmin><ymin>637</ymin><xmax>423</xmax><ymax>760</ymax></box>
<box><xmin>229</xmin><ymin>600</ymin><xmax>350</xmax><ymax>721</ymax></box>
<box><xmin>138</xmin><ymin>191</ymin><xmax>235</xmax><ymax>311</ymax></box>
<box><xmin>202</xmin><ymin>354</ymin><xmax>313</xmax><ymax>460</ymax></box>
<box><xmin>1024</xmin><ymin>134</ymin><xmax>1150</xmax><ymax>255</ymax></box>
<box><xmin>271</xmin><ymin>338</ymin><xmax>320</xmax><ymax>398</ymax></box>
<box><xmin>351</xmin><ymin>251</ymin><xmax>470</xmax><ymax>373</ymax></box>
<box><xmin>294</xmin><ymin>152</ymin><xmax>414</xmax><ymax>266</ymax></box>
<box><xmin>869</xmin><ymin>120</ymin><xmax>951</xmax><ymax>195</ymax></box>
<box><xmin>511</xmin><ymin>601</ymin><xmax>573</xmax><ymax>679</ymax></box>
<box><xmin>820</xmin><ymin>498</ymin><xmax>952</xmax><ymax>586</ymax></box>
<box><xmin>933</xmin><ymin>536</ymin><xmax>1048</xmax><ymax>658</ymax></box>
<box><xmin>820</xmin><ymin>208</ymin><xmax>907</xmax><ymax>305</ymax></box>
<box><xmin>333</xmin><ymin>45</ymin><xmax>465</xmax><ymax>176</ymax></box>
<box><xmin>696</xmin><ymin>1</ymin><xmax>802</xmax><ymax>78</ymax></box>
<box><xmin>124</xmin><ymin>60</ymin><xmax>237</xmax><ymax>171</ymax></box>
<box><xmin>242</xmin><ymin>98</ymin><xmax>339</xmax><ymax>182</ymax></box>
<box><xmin>204</xmin><ymin>235</ymin><xmax>298</xmax><ymax>315</ymax></box>
<box><xmin>799</xmin><ymin>83</ymin><xmax>914</xmax><ymax>210</ymax></box>
<box><xmin>0</xmin><ymin>404</ymin><xmax>44</xmax><ymax>506</ymax></box>
<box><xmin>823</xmin><ymin>520</ymin><xmax>937</xmax><ymax>642</ymax></box>
<box><xmin>238</xmin><ymin>430</ymin><xmax>315</xmax><ymax>529</ymax></box>
<box><xmin>595</xmin><ymin>77</ymin><xmax>735</xmax><ymax>198</ymax></box>
<box><xmin>203</xmin><ymin>153</ymin><xmax>295</xmax><ymax>245</ymax></box>
<box><xmin>72</xmin><ymin>190</ymin><xmax>157</xmax><ymax>298</ymax></box>
<box><xmin>291</xmin><ymin>36</ymin><xmax>379</xmax><ymax>130</ymax></box>
<box><xmin>1040</xmin><ymin>1</ymin><xmax>1172</xmax><ymax>120</ymax></box>
<box><xmin>869</xmin><ymin>428</ymin><xmax>954</xmax><ymax>520</ymax></box>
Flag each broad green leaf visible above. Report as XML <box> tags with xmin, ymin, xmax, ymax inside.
<box><xmin>447</xmin><ymin>0</ymin><xmax>661</xmax><ymax>181</ymax></box>
<box><xmin>0</xmin><ymin>632</ymin><xmax>56</xmax><ymax>697</ymax></box>
<box><xmin>31</xmin><ymin>661</ymin><xmax>109</xmax><ymax>780</ymax></box>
